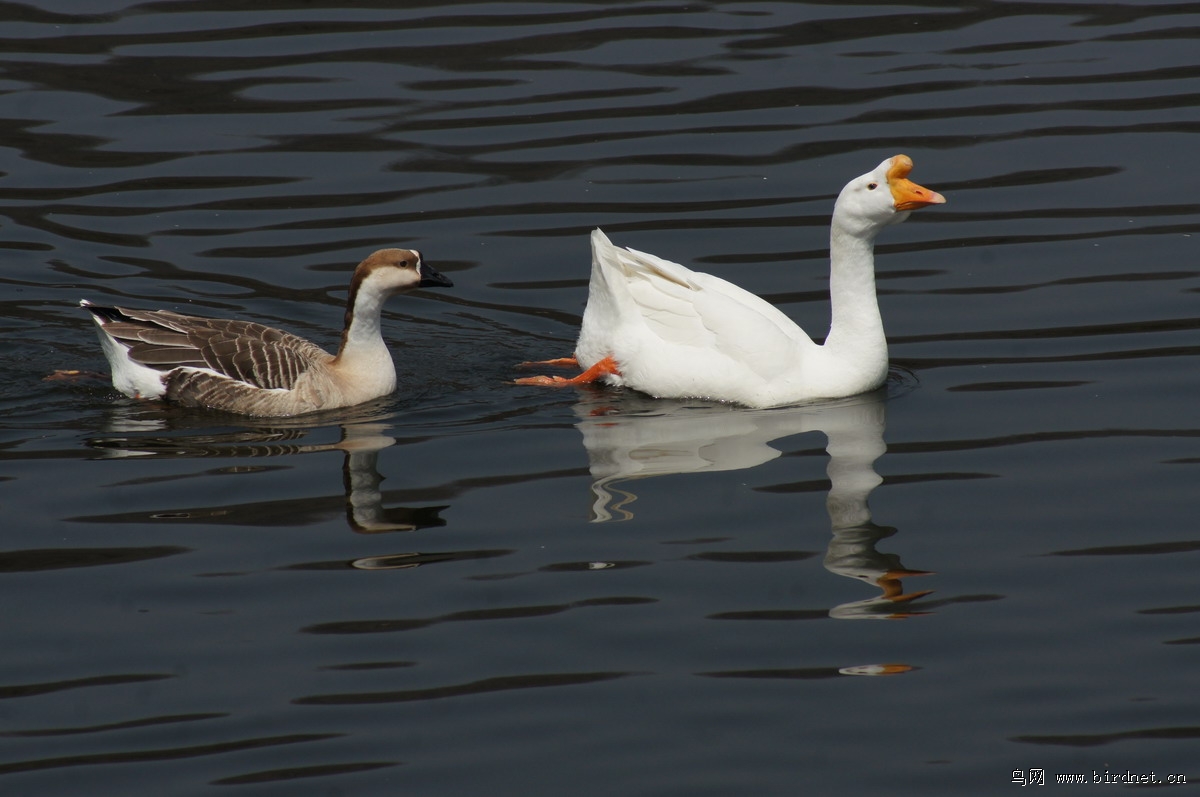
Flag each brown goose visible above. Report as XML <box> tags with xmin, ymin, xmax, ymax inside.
<box><xmin>81</xmin><ymin>248</ymin><xmax>453</xmax><ymax>417</ymax></box>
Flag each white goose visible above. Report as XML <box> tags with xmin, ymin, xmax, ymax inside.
<box><xmin>81</xmin><ymin>248</ymin><xmax>452</xmax><ymax>417</ymax></box>
<box><xmin>516</xmin><ymin>154</ymin><xmax>945</xmax><ymax>407</ymax></box>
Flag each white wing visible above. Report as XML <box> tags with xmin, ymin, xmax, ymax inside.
<box><xmin>592</xmin><ymin>231</ymin><xmax>812</xmax><ymax>382</ymax></box>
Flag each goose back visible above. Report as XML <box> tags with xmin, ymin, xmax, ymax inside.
<box><xmin>91</xmin><ymin>305</ymin><xmax>332</xmax><ymax>390</ymax></box>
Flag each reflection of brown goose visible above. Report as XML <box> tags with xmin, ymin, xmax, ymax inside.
<box><xmin>81</xmin><ymin>249</ymin><xmax>452</xmax><ymax>417</ymax></box>
<box><xmin>80</xmin><ymin>422</ymin><xmax>447</xmax><ymax>536</ymax></box>
<box><xmin>334</xmin><ymin>424</ymin><xmax>449</xmax><ymax>534</ymax></box>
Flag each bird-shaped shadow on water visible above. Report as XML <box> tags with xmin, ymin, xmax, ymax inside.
<box><xmin>75</xmin><ymin>407</ymin><xmax>457</xmax><ymax>569</ymax></box>
<box><xmin>569</xmin><ymin>385</ymin><xmax>933</xmax><ymax>620</ymax></box>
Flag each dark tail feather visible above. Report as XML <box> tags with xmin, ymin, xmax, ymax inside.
<box><xmin>79</xmin><ymin>300</ymin><xmax>128</xmax><ymax>325</ymax></box>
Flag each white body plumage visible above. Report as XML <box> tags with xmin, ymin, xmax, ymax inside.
<box><xmin>526</xmin><ymin>155</ymin><xmax>944</xmax><ymax>407</ymax></box>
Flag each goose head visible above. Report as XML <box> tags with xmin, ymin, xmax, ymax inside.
<box><xmin>832</xmin><ymin>154</ymin><xmax>945</xmax><ymax>238</ymax></box>
<box><xmin>351</xmin><ymin>248</ymin><xmax>454</xmax><ymax>298</ymax></box>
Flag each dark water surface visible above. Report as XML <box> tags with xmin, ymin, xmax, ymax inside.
<box><xmin>2</xmin><ymin>1</ymin><xmax>1199</xmax><ymax>794</ymax></box>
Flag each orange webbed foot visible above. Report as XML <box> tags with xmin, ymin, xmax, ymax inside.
<box><xmin>513</xmin><ymin>355</ymin><xmax>620</xmax><ymax>388</ymax></box>
<box><xmin>517</xmin><ymin>356</ymin><xmax>579</xmax><ymax>368</ymax></box>
<box><xmin>44</xmin><ymin>369</ymin><xmax>107</xmax><ymax>382</ymax></box>
<box><xmin>513</xmin><ymin>374</ymin><xmax>573</xmax><ymax>387</ymax></box>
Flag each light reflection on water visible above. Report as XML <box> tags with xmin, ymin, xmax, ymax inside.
<box><xmin>1</xmin><ymin>1</ymin><xmax>1199</xmax><ymax>794</ymax></box>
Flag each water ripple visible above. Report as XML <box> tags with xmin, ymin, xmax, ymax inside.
<box><xmin>294</xmin><ymin>671</ymin><xmax>637</xmax><ymax>706</ymax></box>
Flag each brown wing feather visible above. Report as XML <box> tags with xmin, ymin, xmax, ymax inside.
<box><xmin>98</xmin><ymin>306</ymin><xmax>331</xmax><ymax>390</ymax></box>
<box><xmin>163</xmin><ymin>369</ymin><xmax>316</xmax><ymax>416</ymax></box>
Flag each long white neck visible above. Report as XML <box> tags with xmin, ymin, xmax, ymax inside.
<box><xmin>822</xmin><ymin>220</ymin><xmax>886</xmax><ymax>362</ymax></box>
<box><xmin>335</xmin><ymin>280</ymin><xmax>395</xmax><ymax>380</ymax></box>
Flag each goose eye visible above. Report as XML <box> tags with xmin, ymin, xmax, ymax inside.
<box><xmin>866</xmin><ymin>182</ymin><xmax>878</xmax><ymax>190</ymax></box>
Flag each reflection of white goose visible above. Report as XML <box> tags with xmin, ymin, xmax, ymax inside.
<box><xmin>575</xmin><ymin>392</ymin><xmax>836</xmax><ymax>522</ymax></box>
<box><xmin>817</xmin><ymin>397</ymin><xmax>934</xmax><ymax>620</ymax></box>
<box><xmin>572</xmin><ymin>388</ymin><xmax>931</xmax><ymax>616</ymax></box>
<box><xmin>573</xmin><ymin>389</ymin><xmax>879</xmax><ymax>522</ymax></box>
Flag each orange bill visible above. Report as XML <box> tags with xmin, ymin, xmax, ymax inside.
<box><xmin>887</xmin><ymin>154</ymin><xmax>946</xmax><ymax>211</ymax></box>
